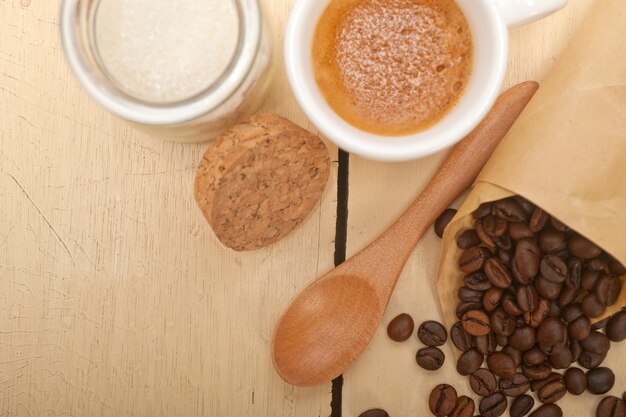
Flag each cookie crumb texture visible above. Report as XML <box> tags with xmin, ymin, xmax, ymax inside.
<box><xmin>195</xmin><ymin>113</ymin><xmax>331</xmax><ymax>251</ymax></box>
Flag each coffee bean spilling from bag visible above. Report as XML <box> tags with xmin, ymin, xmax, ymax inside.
<box><xmin>424</xmin><ymin>196</ymin><xmax>626</xmax><ymax>417</ymax></box>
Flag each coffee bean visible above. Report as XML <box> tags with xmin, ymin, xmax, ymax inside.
<box><xmin>596</xmin><ymin>397</ymin><xmax>626</xmax><ymax>417</ymax></box>
<box><xmin>587</xmin><ymin>367</ymin><xmax>615</xmax><ymax>395</ymax></box>
<box><xmin>583</xmin><ymin>271</ymin><xmax>602</xmax><ymax>291</ymax></box>
<box><xmin>514</xmin><ymin>239</ymin><xmax>541</xmax><ymax>283</ymax></box>
<box><xmin>569</xmin><ymin>234</ymin><xmax>603</xmax><ymax>259</ymax></box>
<box><xmin>418</xmin><ymin>321</ymin><xmax>448</xmax><ymax>347</ymax></box>
<box><xmin>416</xmin><ymin>347</ymin><xmax>445</xmax><ymax>371</ymax></box>
<box><xmin>548</xmin><ymin>345</ymin><xmax>573</xmax><ymax>369</ymax></box>
<box><xmin>566</xmin><ymin>258</ymin><xmax>583</xmax><ymax>289</ymax></box>
<box><xmin>582</xmin><ymin>293</ymin><xmax>606</xmax><ymax>318</ymax></box>
<box><xmin>535</xmin><ymin>276</ymin><xmax>563</xmax><ymax>300</ymax></box>
<box><xmin>606</xmin><ymin>311</ymin><xmax>626</xmax><ymax>342</ymax></box>
<box><xmin>509</xmin><ymin>222</ymin><xmax>535</xmax><ymax>241</ymax></box>
<box><xmin>558</xmin><ymin>286</ymin><xmax>580</xmax><ymax>307</ymax></box>
<box><xmin>476</xmin><ymin>221</ymin><xmax>497</xmax><ymax>250</ymax></box>
<box><xmin>473</xmin><ymin>203</ymin><xmax>492</xmax><ymax>219</ymax></box>
<box><xmin>582</xmin><ymin>331</ymin><xmax>611</xmax><ymax>354</ymax></box>
<box><xmin>531</xmin><ymin>373</ymin><xmax>564</xmax><ymax>392</ymax></box>
<box><xmin>570</xmin><ymin>338</ymin><xmax>583</xmax><ymax>362</ymax></box>
<box><xmin>592</xmin><ymin>316</ymin><xmax>611</xmax><ymax>331</ymax></box>
<box><xmin>496</xmin><ymin>334</ymin><xmax>509</xmax><ymax>347</ymax></box>
<box><xmin>539</xmin><ymin>228</ymin><xmax>567</xmax><ymax>253</ymax></box>
<box><xmin>483</xmin><ymin>215</ymin><xmax>508</xmax><ymax>238</ymax></box>
<box><xmin>493</xmin><ymin>198</ymin><xmax>527</xmax><ymax>223</ymax></box>
<box><xmin>588</xmin><ymin>255</ymin><xmax>611</xmax><ymax>272</ymax></box>
<box><xmin>483</xmin><ymin>287</ymin><xmax>503</xmax><ymax>312</ymax></box>
<box><xmin>540</xmin><ymin>255</ymin><xmax>568</xmax><ymax>284</ymax></box>
<box><xmin>484</xmin><ymin>258</ymin><xmax>513</xmax><ymax>289</ymax></box>
<box><xmin>495</xmin><ymin>234</ymin><xmax>513</xmax><ymax>251</ymax></box>
<box><xmin>562</xmin><ymin>303</ymin><xmax>583</xmax><ymax>322</ymax></box>
<box><xmin>537</xmin><ymin>376</ymin><xmax>566</xmax><ymax>404</ymax></box>
<box><xmin>387</xmin><ymin>313</ymin><xmax>414</xmax><ymax>342</ymax></box>
<box><xmin>479</xmin><ymin>393</ymin><xmax>507</xmax><ymax>417</ymax></box>
<box><xmin>490</xmin><ymin>309</ymin><xmax>516</xmax><ymax>337</ymax></box>
<box><xmin>530</xmin><ymin>404</ymin><xmax>563</xmax><ymax>417</ymax></box>
<box><xmin>487</xmin><ymin>352</ymin><xmax>516</xmax><ymax>379</ymax></box>
<box><xmin>595</xmin><ymin>275</ymin><xmax>622</xmax><ymax>306</ymax></box>
<box><xmin>499</xmin><ymin>249</ymin><xmax>513</xmax><ymax>266</ymax></box>
<box><xmin>509</xmin><ymin>326</ymin><xmax>537</xmax><ymax>352</ymax></box>
<box><xmin>459</xmin><ymin>246</ymin><xmax>491</xmax><ymax>273</ymax></box>
<box><xmin>517</xmin><ymin>285</ymin><xmax>539</xmax><ymax>312</ymax></box>
<box><xmin>568</xmin><ymin>315</ymin><xmax>591</xmax><ymax>341</ymax></box>
<box><xmin>470</xmin><ymin>368</ymin><xmax>497</xmax><ymax>396</ymax></box>
<box><xmin>564</xmin><ymin>367</ymin><xmax>587</xmax><ymax>395</ymax></box>
<box><xmin>510</xmin><ymin>395</ymin><xmax>534</xmax><ymax>417</ymax></box>
<box><xmin>457</xmin><ymin>301</ymin><xmax>483</xmax><ymax>320</ymax></box>
<box><xmin>435</xmin><ymin>208</ymin><xmax>457</xmax><ymax>238</ymax></box>
<box><xmin>450</xmin><ymin>396</ymin><xmax>475</xmax><ymax>417</ymax></box>
<box><xmin>429</xmin><ymin>384</ymin><xmax>458</xmax><ymax>417</ymax></box>
<box><xmin>503</xmin><ymin>346</ymin><xmax>522</xmax><ymax>368</ymax></box>
<box><xmin>502</xmin><ymin>292</ymin><xmax>525</xmax><ymax>316</ymax></box>
<box><xmin>523</xmin><ymin>363</ymin><xmax>552</xmax><ymax>381</ymax></box>
<box><xmin>465</xmin><ymin>272</ymin><xmax>493</xmax><ymax>291</ymax></box>
<box><xmin>548</xmin><ymin>301</ymin><xmax>562</xmax><ymax>318</ymax></box>
<box><xmin>462</xmin><ymin>310</ymin><xmax>491</xmax><ymax>336</ymax></box>
<box><xmin>457</xmin><ymin>348</ymin><xmax>483</xmax><ymax>376</ymax></box>
<box><xmin>515</xmin><ymin>196</ymin><xmax>535</xmax><ymax>214</ymax></box>
<box><xmin>457</xmin><ymin>229</ymin><xmax>481</xmax><ymax>249</ymax></box>
<box><xmin>524</xmin><ymin>346</ymin><xmax>547</xmax><ymax>366</ymax></box>
<box><xmin>359</xmin><ymin>409</ymin><xmax>389</xmax><ymax>417</ymax></box>
<box><xmin>475</xmin><ymin>333</ymin><xmax>497</xmax><ymax>355</ymax></box>
<box><xmin>529</xmin><ymin>208</ymin><xmax>549</xmax><ymax>232</ymax></box>
<box><xmin>578</xmin><ymin>350</ymin><xmax>608</xmax><ymax>369</ymax></box>
<box><xmin>451</xmin><ymin>322</ymin><xmax>473</xmax><ymax>351</ymax></box>
<box><xmin>537</xmin><ymin>318</ymin><xmax>567</xmax><ymax>354</ymax></box>
<box><xmin>525</xmin><ymin>299</ymin><xmax>550</xmax><ymax>328</ymax></box>
<box><xmin>499</xmin><ymin>373</ymin><xmax>530</xmax><ymax>397</ymax></box>
<box><xmin>458</xmin><ymin>286</ymin><xmax>484</xmax><ymax>303</ymax></box>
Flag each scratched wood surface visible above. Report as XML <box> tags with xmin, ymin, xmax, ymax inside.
<box><xmin>342</xmin><ymin>1</ymin><xmax>626</xmax><ymax>417</ymax></box>
<box><xmin>0</xmin><ymin>1</ymin><xmax>337</xmax><ymax>416</ymax></box>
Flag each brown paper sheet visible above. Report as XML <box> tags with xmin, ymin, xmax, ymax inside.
<box><xmin>438</xmin><ymin>0</ymin><xmax>626</xmax><ymax>333</ymax></box>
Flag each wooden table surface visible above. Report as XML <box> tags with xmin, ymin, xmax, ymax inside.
<box><xmin>1</xmin><ymin>1</ymin><xmax>624</xmax><ymax>417</ymax></box>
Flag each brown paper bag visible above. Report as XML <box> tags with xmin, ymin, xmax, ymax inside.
<box><xmin>438</xmin><ymin>0</ymin><xmax>626</xmax><ymax>332</ymax></box>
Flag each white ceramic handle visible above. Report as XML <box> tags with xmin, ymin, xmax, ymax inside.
<box><xmin>494</xmin><ymin>0</ymin><xmax>568</xmax><ymax>28</ymax></box>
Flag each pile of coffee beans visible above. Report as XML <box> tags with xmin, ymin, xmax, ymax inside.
<box><xmin>431</xmin><ymin>196</ymin><xmax>626</xmax><ymax>417</ymax></box>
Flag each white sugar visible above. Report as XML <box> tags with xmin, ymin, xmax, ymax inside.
<box><xmin>95</xmin><ymin>0</ymin><xmax>240</xmax><ymax>103</ymax></box>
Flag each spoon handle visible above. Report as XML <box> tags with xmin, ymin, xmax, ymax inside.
<box><xmin>344</xmin><ymin>81</ymin><xmax>539</xmax><ymax>296</ymax></box>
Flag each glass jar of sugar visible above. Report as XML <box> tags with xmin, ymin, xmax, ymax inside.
<box><xmin>60</xmin><ymin>0</ymin><xmax>273</xmax><ymax>142</ymax></box>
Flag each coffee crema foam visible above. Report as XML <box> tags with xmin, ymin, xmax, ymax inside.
<box><xmin>313</xmin><ymin>0</ymin><xmax>473</xmax><ymax>136</ymax></box>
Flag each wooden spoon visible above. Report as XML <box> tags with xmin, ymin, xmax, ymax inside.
<box><xmin>272</xmin><ymin>81</ymin><xmax>539</xmax><ymax>387</ymax></box>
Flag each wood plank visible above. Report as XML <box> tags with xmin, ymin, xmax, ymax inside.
<box><xmin>0</xmin><ymin>1</ymin><xmax>336</xmax><ymax>416</ymax></box>
<box><xmin>342</xmin><ymin>2</ymin><xmax>626</xmax><ymax>416</ymax></box>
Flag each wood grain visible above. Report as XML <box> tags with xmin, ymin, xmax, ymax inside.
<box><xmin>0</xmin><ymin>1</ymin><xmax>336</xmax><ymax>416</ymax></box>
<box><xmin>342</xmin><ymin>2</ymin><xmax>626</xmax><ymax>417</ymax></box>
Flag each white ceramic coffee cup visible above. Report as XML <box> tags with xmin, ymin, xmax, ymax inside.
<box><xmin>285</xmin><ymin>0</ymin><xmax>567</xmax><ymax>161</ymax></box>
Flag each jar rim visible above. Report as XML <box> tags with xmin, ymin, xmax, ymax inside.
<box><xmin>60</xmin><ymin>0</ymin><xmax>262</xmax><ymax>126</ymax></box>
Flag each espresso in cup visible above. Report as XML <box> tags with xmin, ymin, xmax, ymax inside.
<box><xmin>312</xmin><ymin>0</ymin><xmax>473</xmax><ymax>136</ymax></box>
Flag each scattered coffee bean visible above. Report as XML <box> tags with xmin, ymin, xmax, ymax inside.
<box><xmin>462</xmin><ymin>310</ymin><xmax>491</xmax><ymax>336</ymax></box>
<box><xmin>539</xmin><ymin>228</ymin><xmax>567</xmax><ymax>253</ymax></box>
<box><xmin>476</xmin><ymin>221</ymin><xmax>496</xmax><ymax>250</ymax></box>
<box><xmin>487</xmin><ymin>352</ymin><xmax>516</xmax><ymax>379</ymax></box>
<box><xmin>499</xmin><ymin>373</ymin><xmax>530</xmax><ymax>397</ymax></box>
<box><xmin>457</xmin><ymin>348</ymin><xmax>484</xmax><ymax>376</ymax></box>
<box><xmin>418</xmin><ymin>321</ymin><xmax>448</xmax><ymax>347</ymax></box>
<box><xmin>479</xmin><ymin>393</ymin><xmax>507</xmax><ymax>417</ymax></box>
<box><xmin>531</xmin><ymin>373</ymin><xmax>563</xmax><ymax>392</ymax></box>
<box><xmin>465</xmin><ymin>272</ymin><xmax>493</xmax><ymax>291</ymax></box>
<box><xmin>583</xmin><ymin>271</ymin><xmax>602</xmax><ymax>291</ymax></box>
<box><xmin>568</xmin><ymin>315</ymin><xmax>591</xmax><ymax>341</ymax></box>
<box><xmin>457</xmin><ymin>229</ymin><xmax>481</xmax><ymax>249</ymax></box>
<box><xmin>490</xmin><ymin>309</ymin><xmax>516</xmax><ymax>337</ymax></box>
<box><xmin>525</xmin><ymin>299</ymin><xmax>550</xmax><ymax>328</ymax></box>
<box><xmin>387</xmin><ymin>313</ymin><xmax>414</xmax><ymax>342</ymax></box>
<box><xmin>537</xmin><ymin>375</ymin><xmax>566</xmax><ymax>404</ymax></box>
<box><xmin>509</xmin><ymin>326</ymin><xmax>537</xmax><ymax>352</ymax></box>
<box><xmin>537</xmin><ymin>318</ymin><xmax>567</xmax><ymax>354</ymax></box>
<box><xmin>450</xmin><ymin>396</ymin><xmax>475</xmax><ymax>417</ymax></box>
<box><xmin>475</xmin><ymin>333</ymin><xmax>497</xmax><ymax>355</ymax></box>
<box><xmin>540</xmin><ymin>255</ymin><xmax>568</xmax><ymax>284</ymax></box>
<box><xmin>483</xmin><ymin>215</ymin><xmax>508</xmax><ymax>238</ymax></box>
<box><xmin>607</xmin><ymin>311</ymin><xmax>626</xmax><ymax>342</ymax></box>
<box><xmin>524</xmin><ymin>346</ymin><xmax>547</xmax><ymax>366</ymax></box>
<box><xmin>429</xmin><ymin>384</ymin><xmax>457</xmax><ymax>417</ymax></box>
<box><xmin>483</xmin><ymin>287</ymin><xmax>503</xmax><ymax>312</ymax></box>
<box><xmin>460</xmin><ymin>246</ymin><xmax>491</xmax><ymax>273</ymax></box>
<box><xmin>578</xmin><ymin>350</ymin><xmax>608</xmax><ymax>370</ymax></box>
<box><xmin>451</xmin><ymin>322</ymin><xmax>473</xmax><ymax>351</ymax></box>
<box><xmin>513</xmin><ymin>238</ymin><xmax>541</xmax><ymax>283</ymax></box>
<box><xmin>523</xmin><ymin>363</ymin><xmax>552</xmax><ymax>381</ymax></box>
<box><xmin>570</xmin><ymin>338</ymin><xmax>583</xmax><ymax>362</ymax></box>
<box><xmin>470</xmin><ymin>368</ymin><xmax>496</xmax><ymax>396</ymax></box>
<box><xmin>569</xmin><ymin>234</ymin><xmax>602</xmax><ymax>259</ymax></box>
<box><xmin>562</xmin><ymin>303</ymin><xmax>583</xmax><ymax>322</ymax></box>
<box><xmin>517</xmin><ymin>285</ymin><xmax>539</xmax><ymax>312</ymax></box>
<box><xmin>596</xmin><ymin>275</ymin><xmax>622</xmax><ymax>306</ymax></box>
<box><xmin>587</xmin><ymin>367</ymin><xmax>615</xmax><ymax>395</ymax></box>
<box><xmin>492</xmin><ymin>198</ymin><xmax>527</xmax><ymax>223</ymax></box>
<box><xmin>536</xmin><ymin>276</ymin><xmax>562</xmax><ymax>301</ymax></box>
<box><xmin>435</xmin><ymin>208</ymin><xmax>457</xmax><ymax>238</ymax></box>
<box><xmin>503</xmin><ymin>346</ymin><xmax>522</xmax><ymax>368</ymax></box>
<box><xmin>510</xmin><ymin>222</ymin><xmax>535</xmax><ymax>241</ymax></box>
<box><xmin>473</xmin><ymin>203</ymin><xmax>492</xmax><ymax>219</ymax></box>
<box><xmin>510</xmin><ymin>395</ymin><xmax>534</xmax><ymax>417</ymax></box>
<box><xmin>593</xmin><ymin>316</ymin><xmax>611</xmax><ymax>331</ymax></box>
<box><xmin>558</xmin><ymin>286</ymin><xmax>579</xmax><ymax>307</ymax></box>
<box><xmin>359</xmin><ymin>409</ymin><xmax>389</xmax><ymax>417</ymax></box>
<box><xmin>564</xmin><ymin>367</ymin><xmax>587</xmax><ymax>395</ymax></box>
<box><xmin>485</xmin><ymin>258</ymin><xmax>513</xmax><ymax>289</ymax></box>
<box><xmin>459</xmin><ymin>286</ymin><xmax>484</xmax><ymax>303</ymax></box>
<box><xmin>582</xmin><ymin>331</ymin><xmax>611</xmax><ymax>355</ymax></box>
<box><xmin>530</xmin><ymin>404</ymin><xmax>563</xmax><ymax>417</ymax></box>
<box><xmin>548</xmin><ymin>345</ymin><xmax>573</xmax><ymax>369</ymax></box>
<box><xmin>416</xmin><ymin>347</ymin><xmax>445</xmax><ymax>371</ymax></box>
<box><xmin>582</xmin><ymin>293</ymin><xmax>606</xmax><ymax>318</ymax></box>
<box><xmin>457</xmin><ymin>301</ymin><xmax>483</xmax><ymax>320</ymax></box>
<box><xmin>529</xmin><ymin>208</ymin><xmax>548</xmax><ymax>232</ymax></box>
<box><xmin>596</xmin><ymin>396</ymin><xmax>626</xmax><ymax>417</ymax></box>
